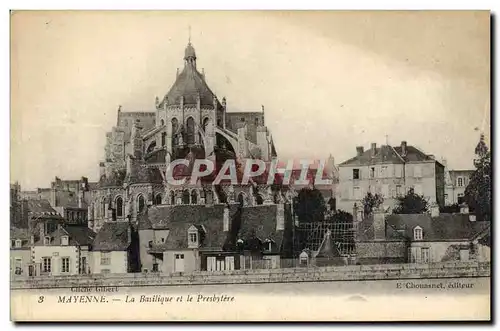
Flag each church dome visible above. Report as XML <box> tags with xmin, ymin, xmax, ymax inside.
<box><xmin>164</xmin><ymin>42</ymin><xmax>222</xmax><ymax>108</ymax></box>
<box><xmin>184</xmin><ymin>43</ymin><xmax>196</xmax><ymax>59</ymax></box>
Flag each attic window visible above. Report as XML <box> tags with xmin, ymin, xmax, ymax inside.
<box><xmin>61</xmin><ymin>236</ymin><xmax>69</xmax><ymax>246</ymax></box>
<box><xmin>44</xmin><ymin>236</ymin><xmax>50</xmax><ymax>245</ymax></box>
<box><xmin>189</xmin><ymin>233</ymin><xmax>197</xmax><ymax>244</ymax></box>
<box><xmin>15</xmin><ymin>239</ymin><xmax>22</xmax><ymax>248</ymax></box>
<box><xmin>413</xmin><ymin>226</ymin><xmax>423</xmax><ymax>241</ymax></box>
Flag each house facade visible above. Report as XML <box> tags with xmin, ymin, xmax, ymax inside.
<box><xmin>91</xmin><ymin>222</ymin><xmax>139</xmax><ymax>274</ymax></box>
<box><xmin>337</xmin><ymin>141</ymin><xmax>445</xmax><ymax>214</ymax></box>
<box><xmin>354</xmin><ymin>207</ymin><xmax>491</xmax><ymax>265</ymax></box>
<box><xmin>10</xmin><ymin>227</ymin><xmax>31</xmax><ymax>278</ymax></box>
<box><xmin>444</xmin><ymin>169</ymin><xmax>474</xmax><ymax>206</ymax></box>
<box><xmin>32</xmin><ymin>224</ymin><xmax>95</xmax><ymax>276</ymax></box>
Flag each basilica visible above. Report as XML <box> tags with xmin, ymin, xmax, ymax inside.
<box><xmin>88</xmin><ymin>41</ymin><xmax>280</xmax><ymax>232</ymax></box>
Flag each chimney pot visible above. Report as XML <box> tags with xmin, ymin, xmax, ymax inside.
<box><xmin>401</xmin><ymin>141</ymin><xmax>407</xmax><ymax>156</ymax></box>
<box><xmin>371</xmin><ymin>143</ymin><xmax>377</xmax><ymax>157</ymax></box>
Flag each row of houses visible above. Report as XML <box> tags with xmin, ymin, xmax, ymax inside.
<box><xmin>10</xmin><ymin>194</ymin><xmax>490</xmax><ymax>278</ymax></box>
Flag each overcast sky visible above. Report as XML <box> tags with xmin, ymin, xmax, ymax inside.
<box><xmin>11</xmin><ymin>11</ymin><xmax>490</xmax><ymax>190</ymax></box>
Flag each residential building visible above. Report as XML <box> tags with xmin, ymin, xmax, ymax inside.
<box><xmin>445</xmin><ymin>169</ymin><xmax>474</xmax><ymax>206</ymax></box>
<box><xmin>337</xmin><ymin>141</ymin><xmax>445</xmax><ymax>214</ymax></box>
<box><xmin>137</xmin><ymin>201</ymin><xmax>293</xmax><ymax>274</ymax></box>
<box><xmin>10</xmin><ymin>227</ymin><xmax>31</xmax><ymax>278</ymax></box>
<box><xmin>355</xmin><ymin>208</ymin><xmax>490</xmax><ymax>264</ymax></box>
<box><xmin>91</xmin><ymin>222</ymin><xmax>140</xmax><ymax>274</ymax></box>
<box><xmin>32</xmin><ymin>224</ymin><xmax>96</xmax><ymax>276</ymax></box>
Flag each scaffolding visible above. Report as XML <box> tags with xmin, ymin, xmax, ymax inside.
<box><xmin>295</xmin><ymin>220</ymin><xmax>356</xmax><ymax>258</ymax></box>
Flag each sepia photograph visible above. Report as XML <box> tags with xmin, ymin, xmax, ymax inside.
<box><xmin>9</xmin><ymin>10</ymin><xmax>491</xmax><ymax>321</ymax></box>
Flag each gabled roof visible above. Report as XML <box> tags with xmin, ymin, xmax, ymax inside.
<box><xmin>340</xmin><ymin>145</ymin><xmax>405</xmax><ymax>166</ymax></box>
<box><xmin>138</xmin><ymin>204</ymin><xmax>238</xmax><ymax>251</ymax></box>
<box><xmin>386</xmin><ymin>214</ymin><xmax>490</xmax><ymax>241</ymax></box>
<box><xmin>27</xmin><ymin>199</ymin><xmax>62</xmax><ymax>219</ymax></box>
<box><xmin>237</xmin><ymin>204</ymin><xmax>289</xmax><ymax>254</ymax></box>
<box><xmin>35</xmin><ymin>225</ymin><xmax>96</xmax><ymax>246</ymax></box>
<box><xmin>93</xmin><ymin>222</ymin><xmax>130</xmax><ymax>251</ymax></box>
<box><xmin>340</xmin><ymin>144</ymin><xmax>436</xmax><ymax>167</ymax></box>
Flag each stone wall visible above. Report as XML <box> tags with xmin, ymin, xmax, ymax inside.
<box><xmin>10</xmin><ymin>261</ymin><xmax>490</xmax><ymax>289</ymax></box>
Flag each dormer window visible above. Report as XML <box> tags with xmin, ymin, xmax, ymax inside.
<box><xmin>44</xmin><ymin>236</ymin><xmax>51</xmax><ymax>245</ymax></box>
<box><xmin>61</xmin><ymin>236</ymin><xmax>69</xmax><ymax>246</ymax></box>
<box><xmin>413</xmin><ymin>226</ymin><xmax>423</xmax><ymax>241</ymax></box>
<box><xmin>187</xmin><ymin>225</ymin><xmax>200</xmax><ymax>249</ymax></box>
<box><xmin>15</xmin><ymin>239</ymin><xmax>22</xmax><ymax>248</ymax></box>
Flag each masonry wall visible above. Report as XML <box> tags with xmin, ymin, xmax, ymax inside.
<box><xmin>10</xmin><ymin>249</ymin><xmax>31</xmax><ymax>278</ymax></box>
<box><xmin>33</xmin><ymin>245</ymin><xmax>80</xmax><ymax>276</ymax></box>
<box><xmin>163</xmin><ymin>250</ymin><xmax>198</xmax><ymax>274</ymax></box>
<box><xmin>91</xmin><ymin>251</ymin><xmax>128</xmax><ymax>274</ymax></box>
<box><xmin>410</xmin><ymin>241</ymin><xmax>471</xmax><ymax>263</ymax></box>
<box><xmin>11</xmin><ymin>261</ymin><xmax>491</xmax><ymax>289</ymax></box>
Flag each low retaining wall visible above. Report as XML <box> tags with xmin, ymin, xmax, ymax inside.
<box><xmin>10</xmin><ymin>262</ymin><xmax>490</xmax><ymax>289</ymax></box>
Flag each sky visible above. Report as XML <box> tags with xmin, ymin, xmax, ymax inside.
<box><xmin>10</xmin><ymin>11</ymin><xmax>490</xmax><ymax>190</ymax></box>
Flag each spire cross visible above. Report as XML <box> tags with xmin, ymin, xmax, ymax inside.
<box><xmin>188</xmin><ymin>25</ymin><xmax>191</xmax><ymax>44</ymax></box>
<box><xmin>385</xmin><ymin>134</ymin><xmax>389</xmax><ymax>145</ymax></box>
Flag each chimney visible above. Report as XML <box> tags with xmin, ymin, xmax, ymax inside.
<box><xmin>430</xmin><ymin>203</ymin><xmax>439</xmax><ymax>217</ymax></box>
<box><xmin>78</xmin><ymin>190</ymin><xmax>83</xmax><ymax>208</ymax></box>
<box><xmin>356</xmin><ymin>146</ymin><xmax>364</xmax><ymax>157</ymax></box>
<box><xmin>401</xmin><ymin>141</ymin><xmax>407</xmax><ymax>156</ymax></box>
<box><xmin>373</xmin><ymin>207</ymin><xmax>386</xmax><ymax>240</ymax></box>
<box><xmin>99</xmin><ymin>162</ymin><xmax>105</xmax><ymax>178</ymax></box>
<box><xmin>223</xmin><ymin>206</ymin><xmax>229</xmax><ymax>232</ymax></box>
<box><xmin>371</xmin><ymin>143</ymin><xmax>377</xmax><ymax>157</ymax></box>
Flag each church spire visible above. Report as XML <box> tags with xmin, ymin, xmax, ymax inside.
<box><xmin>184</xmin><ymin>26</ymin><xmax>196</xmax><ymax>67</ymax></box>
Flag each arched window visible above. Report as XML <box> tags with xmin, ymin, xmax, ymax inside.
<box><xmin>161</xmin><ymin>132</ymin><xmax>166</xmax><ymax>146</ymax></box>
<box><xmin>182</xmin><ymin>190</ymin><xmax>190</xmax><ymax>205</ymax></box>
<box><xmin>413</xmin><ymin>226</ymin><xmax>423</xmax><ymax>241</ymax></box>
<box><xmin>137</xmin><ymin>195</ymin><xmax>145</xmax><ymax>214</ymax></box>
<box><xmin>170</xmin><ymin>191</ymin><xmax>175</xmax><ymax>205</ymax></box>
<box><xmin>191</xmin><ymin>190</ymin><xmax>198</xmax><ymax>204</ymax></box>
<box><xmin>171</xmin><ymin>118</ymin><xmax>179</xmax><ymax>134</ymax></box>
<box><xmin>160</xmin><ymin>119</ymin><xmax>165</xmax><ymax>126</ymax></box>
<box><xmin>186</xmin><ymin>117</ymin><xmax>195</xmax><ymax>145</ymax></box>
<box><xmin>154</xmin><ymin>194</ymin><xmax>162</xmax><ymax>205</ymax></box>
<box><xmin>238</xmin><ymin>192</ymin><xmax>245</xmax><ymax>207</ymax></box>
<box><xmin>116</xmin><ymin>196</ymin><xmax>123</xmax><ymax>217</ymax></box>
<box><xmin>256</xmin><ymin>194</ymin><xmax>264</xmax><ymax>205</ymax></box>
<box><xmin>202</xmin><ymin>117</ymin><xmax>209</xmax><ymax>132</ymax></box>
<box><xmin>147</xmin><ymin>141</ymin><xmax>156</xmax><ymax>154</ymax></box>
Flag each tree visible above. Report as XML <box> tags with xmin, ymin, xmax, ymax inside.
<box><xmin>361</xmin><ymin>192</ymin><xmax>384</xmax><ymax>216</ymax></box>
<box><xmin>464</xmin><ymin>134</ymin><xmax>491</xmax><ymax>221</ymax></box>
<box><xmin>393</xmin><ymin>189</ymin><xmax>429</xmax><ymax>214</ymax></box>
<box><xmin>295</xmin><ymin>188</ymin><xmax>325</xmax><ymax>224</ymax></box>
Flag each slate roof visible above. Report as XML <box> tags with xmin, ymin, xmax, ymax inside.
<box><xmin>125</xmin><ymin>161</ymin><xmax>163</xmax><ymax>185</ymax></box>
<box><xmin>139</xmin><ymin>203</ymin><xmax>291</xmax><ymax>254</ymax></box>
<box><xmin>27</xmin><ymin>199</ymin><xmax>62</xmax><ymax>219</ymax></box>
<box><xmin>98</xmin><ymin>169</ymin><xmax>127</xmax><ymax>188</ymax></box>
<box><xmin>237</xmin><ymin>204</ymin><xmax>284</xmax><ymax>254</ymax></box>
<box><xmin>10</xmin><ymin>227</ymin><xmax>30</xmax><ymax>240</ymax></box>
<box><xmin>340</xmin><ymin>144</ymin><xmax>435</xmax><ymax>166</ymax></box>
<box><xmin>34</xmin><ymin>225</ymin><xmax>96</xmax><ymax>246</ymax></box>
<box><xmin>93</xmin><ymin>222</ymin><xmax>131</xmax><ymax>251</ymax></box>
<box><xmin>139</xmin><ymin>204</ymin><xmax>238</xmax><ymax>251</ymax></box>
<box><xmin>162</xmin><ymin>43</ymin><xmax>222</xmax><ymax>108</ymax></box>
<box><xmin>385</xmin><ymin>214</ymin><xmax>490</xmax><ymax>242</ymax></box>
